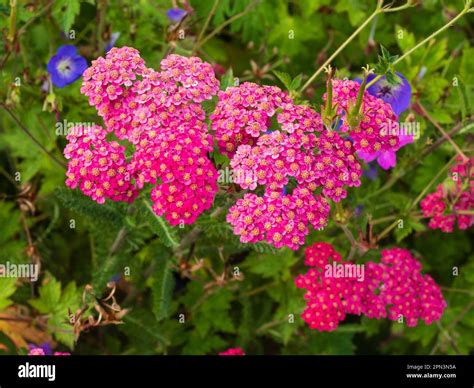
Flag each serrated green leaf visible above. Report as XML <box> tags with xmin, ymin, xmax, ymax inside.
<box><xmin>273</xmin><ymin>70</ymin><xmax>292</xmax><ymax>90</ymax></box>
<box><xmin>0</xmin><ymin>278</ymin><xmax>17</xmax><ymax>310</ymax></box>
<box><xmin>143</xmin><ymin>201</ymin><xmax>179</xmax><ymax>248</ymax></box>
<box><xmin>151</xmin><ymin>257</ymin><xmax>175</xmax><ymax>321</ymax></box>
<box><xmin>55</xmin><ymin>188</ymin><xmax>124</xmax><ymax>228</ymax></box>
<box><xmin>53</xmin><ymin>0</ymin><xmax>81</xmax><ymax>33</ymax></box>
<box><xmin>220</xmin><ymin>68</ymin><xmax>234</xmax><ymax>90</ymax></box>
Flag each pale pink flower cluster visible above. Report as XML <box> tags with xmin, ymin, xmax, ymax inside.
<box><xmin>65</xmin><ymin>47</ymin><xmax>220</xmax><ymax>225</ymax></box>
<box><xmin>328</xmin><ymin>79</ymin><xmax>400</xmax><ymax>154</ymax></box>
<box><xmin>421</xmin><ymin>157</ymin><xmax>474</xmax><ymax>232</ymax></box>
<box><xmin>296</xmin><ymin>243</ymin><xmax>446</xmax><ymax>332</ymax></box>
<box><xmin>212</xmin><ymin>82</ymin><xmax>363</xmax><ymax>249</ymax></box>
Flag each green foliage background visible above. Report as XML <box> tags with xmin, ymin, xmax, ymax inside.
<box><xmin>0</xmin><ymin>0</ymin><xmax>473</xmax><ymax>355</ymax></box>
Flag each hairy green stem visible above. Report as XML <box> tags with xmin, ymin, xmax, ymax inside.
<box><xmin>299</xmin><ymin>1</ymin><xmax>417</xmax><ymax>93</ymax></box>
<box><xmin>409</xmin><ymin>155</ymin><xmax>457</xmax><ymax>211</ymax></box>
<box><xmin>194</xmin><ymin>0</ymin><xmax>220</xmax><ymax>52</ymax></box>
<box><xmin>194</xmin><ymin>0</ymin><xmax>259</xmax><ymax>51</ymax></box>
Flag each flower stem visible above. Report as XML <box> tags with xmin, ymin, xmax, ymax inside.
<box><xmin>367</xmin><ymin>2</ymin><xmax>472</xmax><ymax>88</ymax></box>
<box><xmin>193</xmin><ymin>0</ymin><xmax>220</xmax><ymax>52</ymax></box>
<box><xmin>194</xmin><ymin>0</ymin><xmax>259</xmax><ymax>51</ymax></box>
<box><xmin>0</xmin><ymin>103</ymin><xmax>67</xmax><ymax>169</ymax></box>
<box><xmin>409</xmin><ymin>155</ymin><xmax>457</xmax><ymax>211</ymax></box>
<box><xmin>299</xmin><ymin>1</ymin><xmax>418</xmax><ymax>94</ymax></box>
<box><xmin>416</xmin><ymin>102</ymin><xmax>469</xmax><ymax>162</ymax></box>
<box><xmin>8</xmin><ymin>0</ymin><xmax>17</xmax><ymax>43</ymax></box>
<box><xmin>299</xmin><ymin>3</ymin><xmax>383</xmax><ymax>94</ymax></box>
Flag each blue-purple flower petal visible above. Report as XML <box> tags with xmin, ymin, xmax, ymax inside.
<box><xmin>166</xmin><ymin>8</ymin><xmax>187</xmax><ymax>23</ymax></box>
<box><xmin>47</xmin><ymin>45</ymin><xmax>88</xmax><ymax>88</ymax></box>
<box><xmin>364</xmin><ymin>72</ymin><xmax>411</xmax><ymax>116</ymax></box>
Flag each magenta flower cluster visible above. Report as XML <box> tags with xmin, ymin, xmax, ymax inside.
<box><xmin>64</xmin><ymin>125</ymin><xmax>138</xmax><ymax>204</ymax></box>
<box><xmin>421</xmin><ymin>157</ymin><xmax>474</xmax><ymax>232</ymax></box>
<box><xmin>329</xmin><ymin>79</ymin><xmax>401</xmax><ymax>154</ymax></box>
<box><xmin>65</xmin><ymin>48</ymin><xmax>412</xmax><ymax>246</ymax></box>
<box><xmin>218</xmin><ymin>347</ymin><xmax>245</xmax><ymax>356</ymax></box>
<box><xmin>295</xmin><ymin>242</ymin><xmax>446</xmax><ymax>331</ymax></box>
<box><xmin>65</xmin><ymin>47</ymin><xmax>220</xmax><ymax>225</ymax></box>
<box><xmin>211</xmin><ymin>82</ymin><xmax>379</xmax><ymax>249</ymax></box>
<box><xmin>29</xmin><ymin>347</ymin><xmax>70</xmax><ymax>356</ymax></box>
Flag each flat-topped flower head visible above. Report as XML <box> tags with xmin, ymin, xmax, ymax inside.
<box><xmin>327</xmin><ymin>79</ymin><xmax>400</xmax><ymax>155</ymax></box>
<box><xmin>67</xmin><ymin>47</ymin><xmax>220</xmax><ymax>224</ymax></box>
<box><xmin>215</xmin><ymin>82</ymin><xmax>365</xmax><ymax>249</ymax></box>
<box><xmin>211</xmin><ymin>82</ymin><xmax>293</xmax><ymax>156</ymax></box>
<box><xmin>227</xmin><ymin>189</ymin><xmax>330</xmax><ymax>250</ymax></box>
<box><xmin>421</xmin><ymin>157</ymin><xmax>474</xmax><ymax>232</ymax></box>
<box><xmin>64</xmin><ymin>125</ymin><xmax>138</xmax><ymax>204</ymax></box>
<box><xmin>355</xmin><ymin>72</ymin><xmax>413</xmax><ymax>170</ymax></box>
<box><xmin>296</xmin><ymin>243</ymin><xmax>446</xmax><ymax>331</ymax></box>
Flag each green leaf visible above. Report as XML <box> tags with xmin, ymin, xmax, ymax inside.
<box><xmin>375</xmin><ymin>45</ymin><xmax>400</xmax><ymax>85</ymax></box>
<box><xmin>289</xmin><ymin>74</ymin><xmax>303</xmax><ymax>91</ymax></box>
<box><xmin>220</xmin><ymin>68</ymin><xmax>234</xmax><ymax>90</ymax></box>
<box><xmin>212</xmin><ymin>149</ymin><xmax>230</xmax><ymax>167</ymax></box>
<box><xmin>53</xmin><ymin>0</ymin><xmax>81</xmax><ymax>33</ymax></box>
<box><xmin>239</xmin><ymin>241</ymin><xmax>278</xmax><ymax>254</ymax></box>
<box><xmin>0</xmin><ymin>203</ymin><xmax>21</xmax><ymax>246</ymax></box>
<box><xmin>29</xmin><ymin>277</ymin><xmax>61</xmax><ymax>313</ymax></box>
<box><xmin>193</xmin><ymin>288</ymin><xmax>235</xmax><ymax>337</ymax></box>
<box><xmin>55</xmin><ymin>188</ymin><xmax>124</xmax><ymax>228</ymax></box>
<box><xmin>395</xmin><ymin>25</ymin><xmax>415</xmax><ymax>55</ymax></box>
<box><xmin>151</xmin><ymin>257</ymin><xmax>175</xmax><ymax>321</ymax></box>
<box><xmin>0</xmin><ymin>278</ymin><xmax>17</xmax><ymax>310</ymax></box>
<box><xmin>28</xmin><ymin>275</ymin><xmax>80</xmax><ymax>348</ymax></box>
<box><xmin>305</xmin><ymin>331</ymin><xmax>356</xmax><ymax>355</ymax></box>
<box><xmin>143</xmin><ymin>201</ymin><xmax>179</xmax><ymax>248</ymax></box>
<box><xmin>394</xmin><ymin>217</ymin><xmax>426</xmax><ymax>243</ymax></box>
<box><xmin>244</xmin><ymin>249</ymin><xmax>297</xmax><ymax>279</ymax></box>
<box><xmin>120</xmin><ymin>310</ymin><xmax>169</xmax><ymax>354</ymax></box>
<box><xmin>273</xmin><ymin>70</ymin><xmax>292</xmax><ymax>90</ymax></box>
<box><xmin>335</xmin><ymin>0</ymin><xmax>368</xmax><ymax>26</ymax></box>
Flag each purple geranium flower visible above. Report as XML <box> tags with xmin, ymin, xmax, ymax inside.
<box><xmin>362</xmin><ymin>72</ymin><xmax>411</xmax><ymax>116</ymax></box>
<box><xmin>355</xmin><ymin>72</ymin><xmax>413</xmax><ymax>170</ymax></box>
<box><xmin>47</xmin><ymin>45</ymin><xmax>87</xmax><ymax>88</ymax></box>
<box><xmin>166</xmin><ymin>8</ymin><xmax>187</xmax><ymax>23</ymax></box>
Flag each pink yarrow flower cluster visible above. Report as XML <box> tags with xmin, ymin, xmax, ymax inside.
<box><xmin>218</xmin><ymin>347</ymin><xmax>245</xmax><ymax>356</ymax></box>
<box><xmin>295</xmin><ymin>242</ymin><xmax>446</xmax><ymax>331</ymax></box>
<box><xmin>328</xmin><ymin>79</ymin><xmax>401</xmax><ymax>155</ymax></box>
<box><xmin>212</xmin><ymin>82</ymin><xmax>364</xmax><ymax>249</ymax></box>
<box><xmin>65</xmin><ymin>47</ymin><xmax>220</xmax><ymax>225</ymax></box>
<box><xmin>64</xmin><ymin>125</ymin><xmax>138</xmax><ymax>204</ymax></box>
<box><xmin>421</xmin><ymin>157</ymin><xmax>474</xmax><ymax>232</ymax></box>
